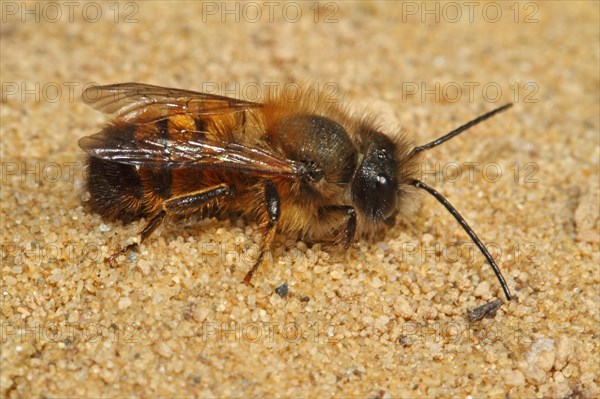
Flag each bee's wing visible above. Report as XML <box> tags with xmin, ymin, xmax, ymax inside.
<box><xmin>79</xmin><ymin>128</ymin><xmax>301</xmax><ymax>177</ymax></box>
<box><xmin>82</xmin><ymin>83</ymin><xmax>261</xmax><ymax>123</ymax></box>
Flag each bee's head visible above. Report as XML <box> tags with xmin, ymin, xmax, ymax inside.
<box><xmin>351</xmin><ymin>128</ymin><xmax>414</xmax><ymax>222</ymax></box>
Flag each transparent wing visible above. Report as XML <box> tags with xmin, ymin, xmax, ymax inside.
<box><xmin>79</xmin><ymin>127</ymin><xmax>300</xmax><ymax>177</ymax></box>
<box><xmin>82</xmin><ymin>82</ymin><xmax>262</xmax><ymax>124</ymax></box>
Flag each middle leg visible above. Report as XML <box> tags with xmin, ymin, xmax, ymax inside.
<box><xmin>243</xmin><ymin>180</ymin><xmax>280</xmax><ymax>285</ymax></box>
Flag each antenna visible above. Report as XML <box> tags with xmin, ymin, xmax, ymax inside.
<box><xmin>410</xmin><ymin>179</ymin><xmax>512</xmax><ymax>301</ymax></box>
<box><xmin>408</xmin><ymin>104</ymin><xmax>514</xmax><ymax>301</ymax></box>
<box><xmin>409</xmin><ymin>103</ymin><xmax>513</xmax><ymax>158</ymax></box>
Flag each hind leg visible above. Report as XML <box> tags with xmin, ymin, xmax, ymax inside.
<box><xmin>107</xmin><ymin>184</ymin><xmax>231</xmax><ymax>263</ymax></box>
<box><xmin>106</xmin><ymin>211</ymin><xmax>166</xmax><ymax>263</ymax></box>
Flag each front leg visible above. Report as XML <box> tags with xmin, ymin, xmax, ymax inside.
<box><xmin>319</xmin><ymin>205</ymin><xmax>357</xmax><ymax>248</ymax></box>
<box><xmin>243</xmin><ymin>180</ymin><xmax>280</xmax><ymax>285</ymax></box>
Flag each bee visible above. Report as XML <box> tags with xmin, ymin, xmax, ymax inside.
<box><xmin>79</xmin><ymin>83</ymin><xmax>513</xmax><ymax>301</ymax></box>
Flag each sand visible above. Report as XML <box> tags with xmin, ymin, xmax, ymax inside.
<box><xmin>1</xmin><ymin>1</ymin><xmax>598</xmax><ymax>398</ymax></box>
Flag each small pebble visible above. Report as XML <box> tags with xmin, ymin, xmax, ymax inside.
<box><xmin>467</xmin><ymin>298</ymin><xmax>503</xmax><ymax>321</ymax></box>
<box><xmin>275</xmin><ymin>283</ymin><xmax>288</xmax><ymax>298</ymax></box>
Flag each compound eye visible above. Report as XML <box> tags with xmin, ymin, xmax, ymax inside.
<box><xmin>376</xmin><ymin>174</ymin><xmax>396</xmax><ymax>218</ymax></box>
<box><xmin>351</xmin><ymin>131</ymin><xmax>399</xmax><ymax>221</ymax></box>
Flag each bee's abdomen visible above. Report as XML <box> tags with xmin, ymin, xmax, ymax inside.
<box><xmin>86</xmin><ymin>156</ymin><xmax>146</xmax><ymax>222</ymax></box>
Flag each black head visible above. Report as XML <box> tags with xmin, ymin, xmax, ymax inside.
<box><xmin>351</xmin><ymin>131</ymin><xmax>400</xmax><ymax>221</ymax></box>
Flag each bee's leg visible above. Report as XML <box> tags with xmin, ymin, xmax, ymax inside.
<box><xmin>243</xmin><ymin>181</ymin><xmax>280</xmax><ymax>285</ymax></box>
<box><xmin>317</xmin><ymin>205</ymin><xmax>357</xmax><ymax>248</ymax></box>
<box><xmin>107</xmin><ymin>211</ymin><xmax>166</xmax><ymax>263</ymax></box>
<box><xmin>107</xmin><ymin>184</ymin><xmax>230</xmax><ymax>263</ymax></box>
<box><xmin>334</xmin><ymin>206</ymin><xmax>357</xmax><ymax>248</ymax></box>
<box><xmin>162</xmin><ymin>184</ymin><xmax>230</xmax><ymax>214</ymax></box>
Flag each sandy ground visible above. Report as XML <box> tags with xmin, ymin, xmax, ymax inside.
<box><xmin>1</xmin><ymin>1</ymin><xmax>599</xmax><ymax>398</ymax></box>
